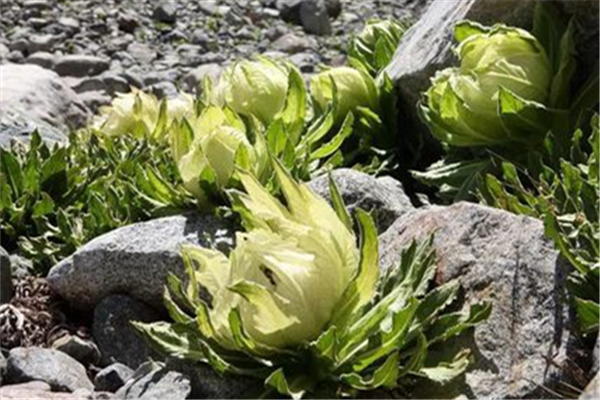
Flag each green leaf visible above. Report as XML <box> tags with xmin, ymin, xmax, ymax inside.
<box><xmin>351</xmin><ymin>297</ymin><xmax>419</xmax><ymax>372</ymax></box>
<box><xmin>574</xmin><ymin>297</ymin><xmax>600</xmax><ymax>335</ymax></box>
<box><xmin>330</xmin><ymin>209</ymin><xmax>379</xmax><ymax>329</ymax></box>
<box><xmin>309</xmin><ymin>112</ymin><xmax>354</xmax><ymax>160</ymax></box>
<box><xmin>497</xmin><ymin>87</ymin><xmax>553</xmax><ymax>142</ymax></box>
<box><xmin>265</xmin><ymin>368</ymin><xmax>306</xmax><ymax>400</ymax></box>
<box><xmin>549</xmin><ymin>19</ymin><xmax>576</xmax><ymax>109</ymax></box>
<box><xmin>341</xmin><ymin>351</ymin><xmax>400</xmax><ymax>390</ymax></box>
<box><xmin>279</xmin><ymin>64</ymin><xmax>307</xmax><ymax>145</ymax></box>
<box><xmin>32</xmin><ymin>192</ymin><xmax>54</xmax><ymax>217</ymax></box>
<box><xmin>427</xmin><ymin>302</ymin><xmax>492</xmax><ymax>344</ymax></box>
<box><xmin>418</xmin><ymin>349</ymin><xmax>471</xmax><ymax>383</ymax></box>
<box><xmin>532</xmin><ymin>2</ymin><xmax>566</xmax><ymax>72</ymax></box>
<box><xmin>454</xmin><ymin>20</ymin><xmax>491</xmax><ymax>42</ymax></box>
<box><xmin>1</xmin><ymin>149</ymin><xmax>24</xmax><ymax>198</ymax></box>
<box><xmin>327</xmin><ymin>172</ymin><xmax>352</xmax><ymax>231</ymax></box>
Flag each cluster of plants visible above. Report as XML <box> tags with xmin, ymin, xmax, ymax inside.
<box><xmin>413</xmin><ymin>3</ymin><xmax>599</xmax><ymax>337</ymax></box>
<box><xmin>1</xmin><ymin>2</ymin><xmax>598</xmax><ymax>398</ymax></box>
<box><xmin>135</xmin><ymin>160</ymin><xmax>491</xmax><ymax>398</ymax></box>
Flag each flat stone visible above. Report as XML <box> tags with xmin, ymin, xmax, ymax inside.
<box><xmin>26</xmin><ymin>34</ymin><xmax>56</xmax><ymax>54</ymax></box>
<box><xmin>308</xmin><ymin>169</ymin><xmax>413</xmax><ymax>233</ymax></box>
<box><xmin>379</xmin><ymin>202</ymin><xmax>576</xmax><ymax>398</ymax></box>
<box><xmin>166</xmin><ymin>358</ymin><xmax>256</xmax><ymax>399</ymax></box>
<box><xmin>271</xmin><ymin>32</ymin><xmax>316</xmax><ymax>54</ymax></box>
<box><xmin>114</xmin><ymin>364</ymin><xmax>191</xmax><ymax>400</ymax></box>
<box><xmin>6</xmin><ymin>347</ymin><xmax>94</xmax><ymax>392</ymax></box>
<box><xmin>50</xmin><ymin>334</ymin><xmax>101</xmax><ymax>366</ymax></box>
<box><xmin>126</xmin><ymin>42</ymin><xmax>157</xmax><ymax>64</ymax></box>
<box><xmin>94</xmin><ymin>363</ymin><xmax>134</xmax><ymax>393</ymax></box>
<box><xmin>93</xmin><ymin>295</ymin><xmax>161</xmax><ymax>370</ymax></box>
<box><xmin>25</xmin><ymin>51</ymin><xmax>55</xmax><ymax>69</ymax></box>
<box><xmin>0</xmin><ymin>381</ymin><xmax>85</xmax><ymax>400</ymax></box>
<box><xmin>54</xmin><ymin>55</ymin><xmax>110</xmax><ymax>77</ymax></box>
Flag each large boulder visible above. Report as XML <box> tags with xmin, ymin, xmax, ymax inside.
<box><xmin>378</xmin><ymin>202</ymin><xmax>577</xmax><ymax>398</ymax></box>
<box><xmin>385</xmin><ymin>0</ymin><xmax>599</xmax><ymax>152</ymax></box>
<box><xmin>308</xmin><ymin>169</ymin><xmax>414</xmax><ymax>233</ymax></box>
<box><xmin>0</xmin><ymin>63</ymin><xmax>89</xmax><ymax>145</ymax></box>
<box><xmin>47</xmin><ymin>212</ymin><xmax>235</xmax><ymax>310</ymax></box>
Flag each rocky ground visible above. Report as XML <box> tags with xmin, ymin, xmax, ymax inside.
<box><xmin>0</xmin><ymin>0</ymin><xmax>599</xmax><ymax>399</ymax></box>
<box><xmin>0</xmin><ymin>0</ymin><xmax>424</xmax><ymax>111</ymax></box>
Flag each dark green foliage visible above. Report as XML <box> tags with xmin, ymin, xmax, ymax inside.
<box><xmin>479</xmin><ymin>115</ymin><xmax>599</xmax><ymax>335</ymax></box>
<box><xmin>0</xmin><ymin>131</ymin><xmax>196</xmax><ymax>274</ymax></box>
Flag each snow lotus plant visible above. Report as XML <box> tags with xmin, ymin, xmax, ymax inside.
<box><xmin>169</xmin><ymin>105</ymin><xmax>269</xmax><ymax>204</ymax></box>
<box><xmin>93</xmin><ymin>89</ymin><xmax>196</xmax><ymax>140</ymax></box>
<box><xmin>134</xmin><ymin>160</ymin><xmax>491</xmax><ymax>398</ymax></box>
<box><xmin>213</xmin><ymin>58</ymin><xmax>290</xmax><ymax>126</ymax></box>
<box><xmin>310</xmin><ymin>66</ymin><xmax>379</xmax><ymax>126</ymax></box>
<box><xmin>420</xmin><ymin>22</ymin><xmax>554</xmax><ymax>147</ymax></box>
<box><xmin>348</xmin><ymin>19</ymin><xmax>408</xmax><ymax>76</ymax></box>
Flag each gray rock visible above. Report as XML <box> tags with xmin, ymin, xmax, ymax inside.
<box><xmin>198</xmin><ymin>1</ymin><xmax>220</xmax><ymax>16</ymax></box>
<box><xmin>277</xmin><ymin>0</ymin><xmax>339</xmax><ymax>24</ymax></box>
<box><xmin>1</xmin><ymin>246</ymin><xmax>11</xmax><ymax>304</ymax></box>
<box><xmin>379</xmin><ymin>202</ymin><xmax>575</xmax><ymax>399</ymax></box>
<box><xmin>78</xmin><ymin>90</ymin><xmax>112</xmax><ymax>112</ymax></box>
<box><xmin>50</xmin><ymin>334</ymin><xmax>101</xmax><ymax>366</ymax></box>
<box><xmin>6</xmin><ymin>50</ymin><xmax>24</xmax><ymax>63</ymax></box>
<box><xmin>308</xmin><ymin>169</ymin><xmax>413</xmax><ymax>233</ymax></box>
<box><xmin>385</xmin><ymin>0</ymin><xmax>599</xmax><ymax>142</ymax></box>
<box><xmin>289</xmin><ymin>52</ymin><xmax>318</xmax><ymax>72</ymax></box>
<box><xmin>271</xmin><ymin>33</ymin><xmax>315</xmax><ymax>54</ymax></box>
<box><xmin>117</xmin><ymin>11</ymin><xmax>139</xmax><ymax>33</ymax></box>
<box><xmin>126</xmin><ymin>42</ymin><xmax>157</xmax><ymax>64</ymax></box>
<box><xmin>54</xmin><ymin>55</ymin><xmax>110</xmax><ymax>77</ymax></box>
<box><xmin>26</xmin><ymin>34</ymin><xmax>56</xmax><ymax>54</ymax></box>
<box><xmin>300</xmin><ymin>0</ymin><xmax>332</xmax><ymax>35</ymax></box>
<box><xmin>6</xmin><ymin>347</ymin><xmax>94</xmax><ymax>392</ymax></box>
<box><xmin>93</xmin><ymin>295</ymin><xmax>161</xmax><ymax>370</ymax></box>
<box><xmin>114</xmin><ymin>364</ymin><xmax>191</xmax><ymax>400</ymax></box>
<box><xmin>0</xmin><ymin>64</ymin><xmax>88</xmax><ymax>144</ymax></box>
<box><xmin>0</xmin><ymin>381</ymin><xmax>86</xmax><ymax>399</ymax></box>
<box><xmin>58</xmin><ymin>17</ymin><xmax>80</xmax><ymax>30</ymax></box>
<box><xmin>47</xmin><ymin>213</ymin><xmax>235</xmax><ymax>311</ymax></box>
<box><xmin>0</xmin><ymin>110</ymin><xmax>68</xmax><ymax>148</ymax></box>
<box><xmin>581</xmin><ymin>373</ymin><xmax>599</xmax><ymax>399</ymax></box>
<box><xmin>166</xmin><ymin>358</ymin><xmax>256</xmax><ymax>399</ymax></box>
<box><xmin>153</xmin><ymin>2</ymin><xmax>177</xmax><ymax>24</ymax></box>
<box><xmin>25</xmin><ymin>51</ymin><xmax>55</xmax><ymax>69</ymax></box>
<box><xmin>9</xmin><ymin>254</ymin><xmax>33</xmax><ymax>279</ymax></box>
<box><xmin>181</xmin><ymin>63</ymin><xmax>223</xmax><ymax>93</ymax></box>
<box><xmin>94</xmin><ymin>363</ymin><xmax>134</xmax><ymax>393</ymax></box>
<box><xmin>148</xmin><ymin>81</ymin><xmax>178</xmax><ymax>99</ymax></box>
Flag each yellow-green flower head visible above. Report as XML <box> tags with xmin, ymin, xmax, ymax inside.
<box><xmin>176</xmin><ymin>106</ymin><xmax>259</xmax><ymax>201</ymax></box>
<box><xmin>356</xmin><ymin>19</ymin><xmax>403</xmax><ymax>53</ymax></box>
<box><xmin>183</xmin><ymin>162</ymin><xmax>360</xmax><ymax>349</ymax></box>
<box><xmin>310</xmin><ymin>66</ymin><xmax>379</xmax><ymax>123</ymax></box>
<box><xmin>421</xmin><ymin>23</ymin><xmax>552</xmax><ymax>147</ymax></box>
<box><xmin>216</xmin><ymin>58</ymin><xmax>289</xmax><ymax>125</ymax></box>
<box><xmin>93</xmin><ymin>89</ymin><xmax>195</xmax><ymax>138</ymax></box>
